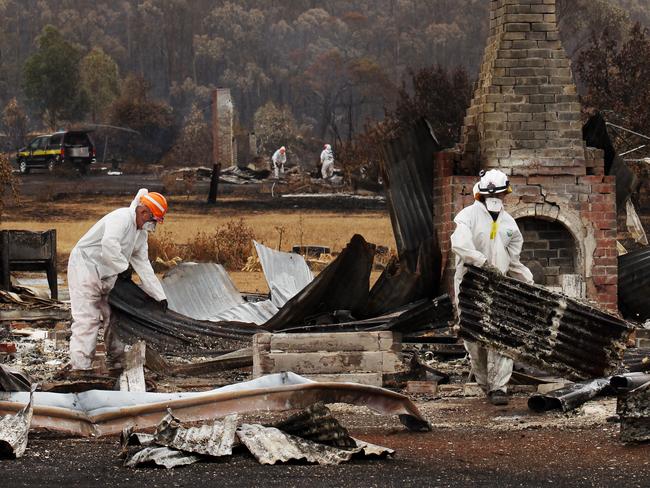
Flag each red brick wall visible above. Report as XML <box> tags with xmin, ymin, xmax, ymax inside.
<box><xmin>433</xmin><ymin>151</ymin><xmax>618</xmax><ymax>311</ymax></box>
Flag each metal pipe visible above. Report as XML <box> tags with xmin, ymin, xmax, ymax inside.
<box><xmin>610</xmin><ymin>373</ymin><xmax>650</xmax><ymax>391</ymax></box>
<box><xmin>606</xmin><ymin>122</ymin><xmax>650</xmax><ymax>142</ymax></box>
<box><xmin>528</xmin><ymin>378</ymin><xmax>611</xmax><ymax>413</ymax></box>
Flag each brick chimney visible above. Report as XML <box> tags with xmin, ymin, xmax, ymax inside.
<box><xmin>434</xmin><ymin>0</ymin><xmax>618</xmax><ymax>310</ymax></box>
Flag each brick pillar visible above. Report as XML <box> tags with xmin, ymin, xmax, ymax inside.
<box><xmin>459</xmin><ymin>0</ymin><xmax>584</xmax><ymax>173</ymax></box>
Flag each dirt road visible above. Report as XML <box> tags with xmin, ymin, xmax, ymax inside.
<box><xmin>3</xmin><ymin>397</ymin><xmax>648</xmax><ymax>488</ymax></box>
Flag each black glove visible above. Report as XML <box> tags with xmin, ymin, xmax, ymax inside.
<box><xmin>481</xmin><ymin>262</ymin><xmax>501</xmax><ymax>275</ymax></box>
<box><xmin>159</xmin><ymin>299</ymin><xmax>168</xmax><ymax>312</ymax></box>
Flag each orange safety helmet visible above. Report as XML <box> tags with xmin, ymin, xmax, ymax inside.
<box><xmin>140</xmin><ymin>192</ymin><xmax>168</xmax><ymax>222</ymax></box>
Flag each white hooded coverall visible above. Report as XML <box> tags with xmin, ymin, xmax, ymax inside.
<box><xmin>320</xmin><ymin>145</ymin><xmax>334</xmax><ymax>179</ymax></box>
<box><xmin>272</xmin><ymin>149</ymin><xmax>286</xmax><ymax>179</ymax></box>
<box><xmin>68</xmin><ymin>189</ymin><xmax>166</xmax><ymax>370</ymax></box>
<box><xmin>451</xmin><ymin>200</ymin><xmax>533</xmax><ymax>394</ymax></box>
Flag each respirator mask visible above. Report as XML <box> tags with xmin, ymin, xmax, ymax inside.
<box><xmin>142</xmin><ymin>221</ymin><xmax>157</xmax><ymax>233</ymax></box>
<box><xmin>485</xmin><ymin>197</ymin><xmax>503</xmax><ymax>213</ymax></box>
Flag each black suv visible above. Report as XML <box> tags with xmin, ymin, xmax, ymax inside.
<box><xmin>17</xmin><ymin>130</ymin><xmax>96</xmax><ymax>174</ymax></box>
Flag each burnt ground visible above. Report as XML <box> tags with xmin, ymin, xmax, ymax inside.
<box><xmin>2</xmin><ymin>396</ymin><xmax>649</xmax><ymax>488</ymax></box>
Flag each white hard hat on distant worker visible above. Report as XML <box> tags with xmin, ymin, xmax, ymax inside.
<box><xmin>280</xmin><ymin>146</ymin><xmax>286</xmax><ymax>153</ymax></box>
<box><xmin>478</xmin><ymin>169</ymin><xmax>512</xmax><ymax>195</ymax></box>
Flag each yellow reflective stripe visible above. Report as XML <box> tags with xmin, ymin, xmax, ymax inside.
<box><xmin>490</xmin><ymin>221</ymin><xmax>498</xmax><ymax>240</ymax></box>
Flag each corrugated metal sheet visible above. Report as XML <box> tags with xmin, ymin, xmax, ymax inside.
<box><xmin>273</xmin><ymin>402</ymin><xmax>355</xmax><ymax>448</ymax></box>
<box><xmin>264</xmin><ymin>235</ymin><xmax>375</xmax><ymax>331</ymax></box>
<box><xmin>276</xmin><ymin>296</ymin><xmax>453</xmax><ymax>334</ymax></box>
<box><xmin>0</xmin><ymin>372</ymin><xmax>429</xmax><ymax>436</ymax></box>
<box><xmin>161</xmin><ymin>262</ymin><xmax>278</xmax><ymax>325</ymax></box>
<box><xmin>458</xmin><ymin>265</ymin><xmax>632</xmax><ymax>381</ymax></box>
<box><xmin>618</xmin><ymin>246</ymin><xmax>650</xmax><ymax>322</ymax></box>
<box><xmin>124</xmin><ymin>446</ymin><xmax>201</xmax><ymax>468</ymax></box>
<box><xmin>237</xmin><ymin>424</ymin><xmax>357</xmax><ymax>465</ymax></box>
<box><xmin>109</xmin><ymin>277</ymin><xmax>263</xmax><ymax>352</ymax></box>
<box><xmin>254</xmin><ymin>241</ymin><xmax>313</xmax><ymax>308</ymax></box>
<box><xmin>162</xmin><ymin>263</ymin><xmax>244</xmax><ymax>320</ymax></box>
<box><xmin>154</xmin><ymin>411</ymin><xmax>238</xmax><ymax>457</ymax></box>
<box><xmin>377</xmin><ymin>119</ymin><xmax>442</xmax><ymax>307</ymax></box>
<box><xmin>380</xmin><ymin>119</ymin><xmax>438</xmax><ymax>272</ymax></box>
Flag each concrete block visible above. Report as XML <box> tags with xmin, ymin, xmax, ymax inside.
<box><xmin>257</xmin><ymin>351</ymin><xmax>402</xmax><ymax>375</ymax></box>
<box><xmin>537</xmin><ymin>382</ymin><xmax>571</xmax><ymax>394</ymax></box>
<box><xmin>406</xmin><ymin>381</ymin><xmax>439</xmax><ymax>395</ymax></box>
<box><xmin>268</xmin><ymin>331</ymin><xmax>398</xmax><ymax>353</ymax></box>
<box><xmin>463</xmin><ymin>383</ymin><xmax>484</xmax><ymax>397</ymax></box>
<box><xmin>303</xmin><ymin>373</ymin><xmax>383</xmax><ymax>387</ymax></box>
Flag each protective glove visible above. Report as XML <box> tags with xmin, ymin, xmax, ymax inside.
<box><xmin>481</xmin><ymin>262</ymin><xmax>502</xmax><ymax>275</ymax></box>
<box><xmin>159</xmin><ymin>299</ymin><xmax>168</xmax><ymax>313</ymax></box>
<box><xmin>118</xmin><ymin>267</ymin><xmax>133</xmax><ymax>281</ymax></box>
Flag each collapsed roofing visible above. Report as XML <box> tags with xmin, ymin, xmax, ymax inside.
<box><xmin>458</xmin><ymin>265</ymin><xmax>632</xmax><ymax>381</ymax></box>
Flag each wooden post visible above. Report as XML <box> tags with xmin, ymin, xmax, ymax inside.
<box><xmin>207</xmin><ymin>89</ymin><xmax>220</xmax><ymax>204</ymax></box>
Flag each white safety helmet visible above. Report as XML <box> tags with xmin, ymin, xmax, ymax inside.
<box><xmin>477</xmin><ymin>169</ymin><xmax>511</xmax><ymax>195</ymax></box>
<box><xmin>280</xmin><ymin>146</ymin><xmax>286</xmax><ymax>153</ymax></box>
<box><xmin>324</xmin><ymin>143</ymin><xmax>331</xmax><ymax>150</ymax></box>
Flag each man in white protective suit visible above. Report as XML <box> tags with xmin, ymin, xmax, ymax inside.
<box><xmin>451</xmin><ymin>169</ymin><xmax>534</xmax><ymax>405</ymax></box>
<box><xmin>320</xmin><ymin>143</ymin><xmax>334</xmax><ymax>179</ymax></box>
<box><xmin>66</xmin><ymin>189</ymin><xmax>168</xmax><ymax>374</ymax></box>
<box><xmin>271</xmin><ymin>146</ymin><xmax>286</xmax><ymax>179</ymax></box>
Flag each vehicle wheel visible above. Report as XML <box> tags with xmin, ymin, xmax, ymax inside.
<box><xmin>19</xmin><ymin>159</ymin><xmax>30</xmax><ymax>174</ymax></box>
<box><xmin>47</xmin><ymin>158</ymin><xmax>56</xmax><ymax>173</ymax></box>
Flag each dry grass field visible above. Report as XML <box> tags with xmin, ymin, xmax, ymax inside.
<box><xmin>2</xmin><ymin>195</ymin><xmax>394</xmax><ymax>292</ymax></box>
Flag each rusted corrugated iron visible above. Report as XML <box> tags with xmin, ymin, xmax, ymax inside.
<box><xmin>458</xmin><ymin>265</ymin><xmax>632</xmax><ymax>381</ymax></box>
<box><xmin>618</xmin><ymin>247</ymin><xmax>650</xmax><ymax>322</ymax></box>
<box><xmin>617</xmin><ymin>381</ymin><xmax>650</xmax><ymax>443</ymax></box>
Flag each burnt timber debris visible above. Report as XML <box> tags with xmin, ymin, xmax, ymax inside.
<box><xmin>458</xmin><ymin>265</ymin><xmax>633</xmax><ymax>381</ymax></box>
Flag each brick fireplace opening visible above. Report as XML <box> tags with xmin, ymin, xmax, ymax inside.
<box><xmin>434</xmin><ymin>0</ymin><xmax>618</xmax><ymax>310</ymax></box>
<box><xmin>518</xmin><ymin>217</ymin><xmax>579</xmax><ymax>290</ymax></box>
